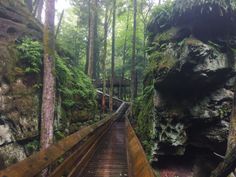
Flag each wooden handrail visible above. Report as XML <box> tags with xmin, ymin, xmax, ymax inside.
<box><xmin>126</xmin><ymin>118</ymin><xmax>156</xmax><ymax>177</ymax></box>
<box><xmin>0</xmin><ymin>102</ymin><xmax>128</xmax><ymax>177</ymax></box>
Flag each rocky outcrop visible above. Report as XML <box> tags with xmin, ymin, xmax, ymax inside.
<box><xmin>0</xmin><ymin>0</ymin><xmax>42</xmax><ymax>42</ymax></box>
<box><xmin>148</xmin><ymin>0</ymin><xmax>236</xmax><ymax>157</ymax></box>
<box><xmin>0</xmin><ymin>1</ymin><xmax>41</xmax><ymax>168</ymax></box>
<box><xmin>0</xmin><ymin>0</ymin><xmax>96</xmax><ymax>169</ymax></box>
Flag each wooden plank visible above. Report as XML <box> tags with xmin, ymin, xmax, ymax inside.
<box><xmin>79</xmin><ymin>119</ymin><xmax>128</xmax><ymax>177</ymax></box>
<box><xmin>49</xmin><ymin>121</ymin><xmax>111</xmax><ymax>177</ymax></box>
<box><xmin>68</xmin><ymin>122</ymin><xmax>112</xmax><ymax>177</ymax></box>
<box><xmin>126</xmin><ymin>118</ymin><xmax>155</xmax><ymax>177</ymax></box>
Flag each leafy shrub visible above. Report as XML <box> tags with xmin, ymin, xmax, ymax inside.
<box><xmin>148</xmin><ymin>0</ymin><xmax>174</xmax><ymax>34</ymax></box>
<box><xmin>17</xmin><ymin>38</ymin><xmax>43</xmax><ymax>74</ymax></box>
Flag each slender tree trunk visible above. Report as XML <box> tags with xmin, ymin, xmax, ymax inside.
<box><xmin>131</xmin><ymin>0</ymin><xmax>137</xmax><ymax>103</ymax></box>
<box><xmin>40</xmin><ymin>0</ymin><xmax>55</xmax><ymax>151</ymax></box>
<box><xmin>36</xmin><ymin>0</ymin><xmax>44</xmax><ymax>22</ymax></box>
<box><xmin>88</xmin><ymin>0</ymin><xmax>96</xmax><ymax>78</ymax></box>
<box><xmin>121</xmin><ymin>6</ymin><xmax>130</xmax><ymax>100</ymax></box>
<box><xmin>102</xmin><ymin>5</ymin><xmax>108</xmax><ymax>113</ymax></box>
<box><xmin>93</xmin><ymin>0</ymin><xmax>99</xmax><ymax>80</ymax></box>
<box><xmin>55</xmin><ymin>10</ymin><xmax>64</xmax><ymax>40</ymax></box>
<box><xmin>85</xmin><ymin>1</ymin><xmax>91</xmax><ymax>74</ymax></box>
<box><xmin>109</xmin><ymin>0</ymin><xmax>116</xmax><ymax>112</ymax></box>
<box><xmin>143</xmin><ymin>26</ymin><xmax>147</xmax><ymax>66</ymax></box>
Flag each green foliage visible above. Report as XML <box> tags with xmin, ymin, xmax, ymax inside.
<box><xmin>17</xmin><ymin>38</ymin><xmax>43</xmax><ymax>74</ymax></box>
<box><xmin>17</xmin><ymin>37</ymin><xmax>97</xmax><ymax>126</ymax></box>
<box><xmin>134</xmin><ymin>85</ymin><xmax>156</xmax><ymax>159</ymax></box>
<box><xmin>174</xmin><ymin>0</ymin><xmax>236</xmax><ymax>16</ymax></box>
<box><xmin>148</xmin><ymin>0</ymin><xmax>174</xmax><ymax>33</ymax></box>
<box><xmin>25</xmin><ymin>140</ymin><xmax>39</xmax><ymax>154</ymax></box>
<box><xmin>56</xmin><ymin>55</ymin><xmax>96</xmax><ymax>109</ymax></box>
<box><xmin>55</xmin><ymin>130</ymin><xmax>66</xmax><ymax>141</ymax></box>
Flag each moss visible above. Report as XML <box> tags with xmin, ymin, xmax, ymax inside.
<box><xmin>16</xmin><ymin>37</ymin><xmax>97</xmax><ymax>135</ymax></box>
<box><xmin>148</xmin><ymin>47</ymin><xmax>177</xmax><ymax>76</ymax></box>
<box><xmin>154</xmin><ymin>27</ymin><xmax>179</xmax><ymax>45</ymax></box>
<box><xmin>134</xmin><ymin>85</ymin><xmax>156</xmax><ymax>159</ymax></box>
<box><xmin>158</xmin><ymin>52</ymin><xmax>176</xmax><ymax>70</ymax></box>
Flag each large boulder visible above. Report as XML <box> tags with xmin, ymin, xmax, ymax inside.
<box><xmin>148</xmin><ymin>0</ymin><xmax>236</xmax><ymax>157</ymax></box>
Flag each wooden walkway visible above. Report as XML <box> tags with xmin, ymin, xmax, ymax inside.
<box><xmin>0</xmin><ymin>101</ymin><xmax>155</xmax><ymax>177</ymax></box>
<box><xmin>80</xmin><ymin>119</ymin><xmax>128</xmax><ymax>177</ymax></box>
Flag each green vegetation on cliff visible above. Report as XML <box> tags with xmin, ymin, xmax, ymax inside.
<box><xmin>17</xmin><ymin>38</ymin><xmax>97</xmax><ymax>133</ymax></box>
<box><xmin>134</xmin><ymin>85</ymin><xmax>156</xmax><ymax>159</ymax></box>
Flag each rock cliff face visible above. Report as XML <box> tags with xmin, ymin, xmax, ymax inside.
<box><xmin>148</xmin><ymin>0</ymin><xmax>236</xmax><ymax>158</ymax></box>
<box><xmin>0</xmin><ymin>0</ymin><xmax>42</xmax><ymax>168</ymax></box>
<box><xmin>0</xmin><ymin>0</ymin><xmax>96</xmax><ymax>169</ymax></box>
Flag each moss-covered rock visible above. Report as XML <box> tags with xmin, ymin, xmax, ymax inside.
<box><xmin>145</xmin><ymin>0</ymin><xmax>236</xmax><ymax>161</ymax></box>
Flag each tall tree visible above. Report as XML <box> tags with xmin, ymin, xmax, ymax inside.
<box><xmin>93</xmin><ymin>0</ymin><xmax>99</xmax><ymax>80</ymax></box>
<box><xmin>120</xmin><ymin>1</ymin><xmax>130</xmax><ymax>100</ymax></box>
<box><xmin>109</xmin><ymin>0</ymin><xmax>116</xmax><ymax>112</ymax></box>
<box><xmin>131</xmin><ymin>0</ymin><xmax>137</xmax><ymax>102</ymax></box>
<box><xmin>55</xmin><ymin>10</ymin><xmax>64</xmax><ymax>40</ymax></box>
<box><xmin>40</xmin><ymin>0</ymin><xmax>56</xmax><ymax>150</ymax></box>
<box><xmin>35</xmin><ymin>0</ymin><xmax>44</xmax><ymax>22</ymax></box>
<box><xmin>139</xmin><ymin>0</ymin><xmax>154</xmax><ymax>63</ymax></box>
<box><xmin>102</xmin><ymin>2</ymin><xmax>109</xmax><ymax>113</ymax></box>
<box><xmin>85</xmin><ymin>0</ymin><xmax>91</xmax><ymax>74</ymax></box>
<box><xmin>88</xmin><ymin>0</ymin><xmax>96</xmax><ymax>78</ymax></box>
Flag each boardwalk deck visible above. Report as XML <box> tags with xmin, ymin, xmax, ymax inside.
<box><xmin>80</xmin><ymin>119</ymin><xmax>128</xmax><ymax>177</ymax></box>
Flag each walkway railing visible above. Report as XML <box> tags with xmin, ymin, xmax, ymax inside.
<box><xmin>0</xmin><ymin>102</ymin><xmax>128</xmax><ymax>177</ymax></box>
<box><xmin>126</xmin><ymin>118</ymin><xmax>155</xmax><ymax>177</ymax></box>
<box><xmin>0</xmin><ymin>99</ymin><xmax>155</xmax><ymax>177</ymax></box>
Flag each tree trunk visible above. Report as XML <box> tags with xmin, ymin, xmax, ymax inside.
<box><xmin>55</xmin><ymin>10</ymin><xmax>64</xmax><ymax>40</ymax></box>
<box><xmin>109</xmin><ymin>0</ymin><xmax>116</xmax><ymax>112</ymax></box>
<box><xmin>88</xmin><ymin>0</ymin><xmax>96</xmax><ymax>78</ymax></box>
<box><xmin>85</xmin><ymin>0</ymin><xmax>91</xmax><ymax>74</ymax></box>
<box><xmin>143</xmin><ymin>26</ymin><xmax>147</xmax><ymax>66</ymax></box>
<box><xmin>102</xmin><ymin>5</ymin><xmax>108</xmax><ymax>113</ymax></box>
<box><xmin>121</xmin><ymin>6</ymin><xmax>130</xmax><ymax>100</ymax></box>
<box><xmin>93</xmin><ymin>0</ymin><xmax>99</xmax><ymax>80</ymax></box>
<box><xmin>36</xmin><ymin>0</ymin><xmax>44</xmax><ymax>22</ymax></box>
<box><xmin>131</xmin><ymin>0</ymin><xmax>137</xmax><ymax>103</ymax></box>
<box><xmin>40</xmin><ymin>0</ymin><xmax>55</xmax><ymax>151</ymax></box>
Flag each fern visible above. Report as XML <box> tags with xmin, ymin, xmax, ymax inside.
<box><xmin>17</xmin><ymin>38</ymin><xmax>43</xmax><ymax>74</ymax></box>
